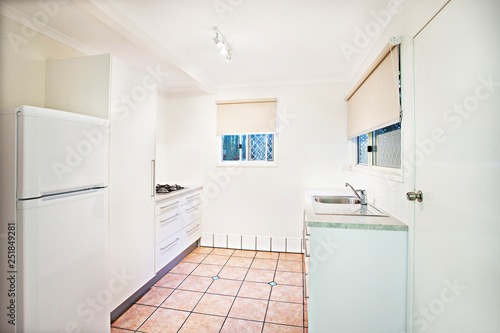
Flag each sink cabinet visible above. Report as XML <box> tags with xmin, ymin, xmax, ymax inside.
<box><xmin>306</xmin><ymin>226</ymin><xmax>407</xmax><ymax>333</ymax></box>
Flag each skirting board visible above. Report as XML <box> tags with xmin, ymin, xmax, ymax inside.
<box><xmin>200</xmin><ymin>233</ymin><xmax>303</xmax><ymax>253</ymax></box>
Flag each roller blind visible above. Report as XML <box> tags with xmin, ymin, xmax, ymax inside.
<box><xmin>216</xmin><ymin>98</ymin><xmax>277</xmax><ymax>135</ymax></box>
<box><xmin>346</xmin><ymin>45</ymin><xmax>400</xmax><ymax>138</ymax></box>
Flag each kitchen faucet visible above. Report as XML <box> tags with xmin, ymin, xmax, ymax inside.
<box><xmin>345</xmin><ymin>183</ymin><xmax>367</xmax><ymax>205</ymax></box>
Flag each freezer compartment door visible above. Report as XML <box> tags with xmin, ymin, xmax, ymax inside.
<box><xmin>17</xmin><ymin>188</ymin><xmax>109</xmax><ymax>333</ymax></box>
<box><xmin>17</xmin><ymin>106</ymin><xmax>109</xmax><ymax>199</ymax></box>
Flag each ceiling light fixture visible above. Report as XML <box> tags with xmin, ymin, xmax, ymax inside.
<box><xmin>213</xmin><ymin>27</ymin><xmax>231</xmax><ymax>63</ymax></box>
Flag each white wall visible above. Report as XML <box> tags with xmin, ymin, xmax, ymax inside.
<box><xmin>157</xmin><ymin>82</ymin><xmax>352</xmax><ymax>239</ymax></box>
<box><xmin>0</xmin><ymin>15</ymin><xmax>83</xmax><ymax>108</ymax></box>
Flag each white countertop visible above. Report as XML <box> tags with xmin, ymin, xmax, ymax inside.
<box><xmin>304</xmin><ymin>188</ymin><xmax>408</xmax><ymax>231</ymax></box>
<box><xmin>155</xmin><ymin>185</ymin><xmax>203</xmax><ymax>204</ymax></box>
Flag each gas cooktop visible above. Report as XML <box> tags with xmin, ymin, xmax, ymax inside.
<box><xmin>156</xmin><ymin>184</ymin><xmax>185</xmax><ymax>194</ymax></box>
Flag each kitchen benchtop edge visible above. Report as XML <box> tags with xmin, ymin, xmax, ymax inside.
<box><xmin>304</xmin><ymin>189</ymin><xmax>408</xmax><ymax>232</ymax></box>
<box><xmin>155</xmin><ymin>185</ymin><xmax>203</xmax><ymax>203</ymax></box>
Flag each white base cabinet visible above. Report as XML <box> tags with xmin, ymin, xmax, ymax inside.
<box><xmin>155</xmin><ymin>189</ymin><xmax>202</xmax><ymax>272</ymax></box>
<box><xmin>308</xmin><ymin>227</ymin><xmax>407</xmax><ymax>333</ymax></box>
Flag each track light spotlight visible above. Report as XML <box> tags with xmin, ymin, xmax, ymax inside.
<box><xmin>213</xmin><ymin>27</ymin><xmax>232</xmax><ymax>63</ymax></box>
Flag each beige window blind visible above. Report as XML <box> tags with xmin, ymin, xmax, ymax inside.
<box><xmin>216</xmin><ymin>98</ymin><xmax>277</xmax><ymax>135</ymax></box>
<box><xmin>346</xmin><ymin>45</ymin><xmax>401</xmax><ymax>139</ymax></box>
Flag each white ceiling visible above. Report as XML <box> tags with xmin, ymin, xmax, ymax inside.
<box><xmin>1</xmin><ymin>0</ymin><xmax>396</xmax><ymax>94</ymax></box>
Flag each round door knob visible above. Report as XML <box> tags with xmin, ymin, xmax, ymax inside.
<box><xmin>406</xmin><ymin>190</ymin><xmax>423</xmax><ymax>202</ymax></box>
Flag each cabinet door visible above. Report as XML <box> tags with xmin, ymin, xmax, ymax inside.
<box><xmin>108</xmin><ymin>57</ymin><xmax>156</xmax><ymax>311</ymax></box>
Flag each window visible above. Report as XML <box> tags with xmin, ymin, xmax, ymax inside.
<box><xmin>356</xmin><ymin>122</ymin><xmax>401</xmax><ymax>169</ymax></box>
<box><xmin>357</xmin><ymin>133</ymin><xmax>369</xmax><ymax>165</ymax></box>
<box><xmin>221</xmin><ymin>134</ymin><xmax>275</xmax><ymax>164</ymax></box>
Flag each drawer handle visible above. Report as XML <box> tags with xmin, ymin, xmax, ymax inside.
<box><xmin>160</xmin><ymin>238</ymin><xmax>180</xmax><ymax>251</ymax></box>
<box><xmin>304</xmin><ymin>238</ymin><xmax>310</xmax><ymax>258</ymax></box>
<box><xmin>160</xmin><ymin>214</ymin><xmax>179</xmax><ymax>224</ymax></box>
<box><xmin>186</xmin><ymin>193</ymin><xmax>200</xmax><ymax>199</ymax></box>
<box><xmin>186</xmin><ymin>224</ymin><xmax>200</xmax><ymax>234</ymax></box>
<box><xmin>304</xmin><ymin>273</ymin><xmax>309</xmax><ymax>299</ymax></box>
<box><xmin>160</xmin><ymin>201</ymin><xmax>179</xmax><ymax>209</ymax></box>
<box><xmin>186</xmin><ymin>204</ymin><xmax>200</xmax><ymax>212</ymax></box>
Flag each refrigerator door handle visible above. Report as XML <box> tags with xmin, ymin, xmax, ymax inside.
<box><xmin>151</xmin><ymin>160</ymin><xmax>156</xmax><ymax>197</ymax></box>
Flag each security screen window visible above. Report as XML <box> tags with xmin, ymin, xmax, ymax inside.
<box><xmin>221</xmin><ymin>134</ymin><xmax>274</xmax><ymax>162</ymax></box>
<box><xmin>356</xmin><ymin>122</ymin><xmax>401</xmax><ymax>169</ymax></box>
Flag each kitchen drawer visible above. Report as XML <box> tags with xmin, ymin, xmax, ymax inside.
<box><xmin>184</xmin><ymin>220</ymin><xmax>202</xmax><ymax>245</ymax></box>
<box><xmin>155</xmin><ymin>221</ymin><xmax>202</xmax><ymax>273</ymax></box>
<box><xmin>183</xmin><ymin>201</ymin><xmax>201</xmax><ymax>225</ymax></box>
<box><xmin>155</xmin><ymin>196</ymin><xmax>182</xmax><ymax>216</ymax></box>
<box><xmin>155</xmin><ymin>208</ymin><xmax>184</xmax><ymax>245</ymax></box>
<box><xmin>155</xmin><ymin>228</ymin><xmax>188</xmax><ymax>273</ymax></box>
<box><xmin>182</xmin><ymin>191</ymin><xmax>201</xmax><ymax>206</ymax></box>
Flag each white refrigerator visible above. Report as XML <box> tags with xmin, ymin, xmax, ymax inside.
<box><xmin>0</xmin><ymin>106</ymin><xmax>110</xmax><ymax>332</ymax></box>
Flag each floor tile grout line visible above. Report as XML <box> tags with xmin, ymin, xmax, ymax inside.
<box><xmin>140</xmin><ymin>247</ymin><xmax>211</xmax><ymax>332</ymax></box>
<box><xmin>176</xmin><ymin>247</ymin><xmax>241</xmax><ymax>332</ymax></box>
<box><xmin>262</xmin><ymin>262</ymin><xmax>282</xmax><ymax>331</ymax></box>
<box><xmin>176</xmin><ymin>247</ymin><xmax>217</xmax><ymax>332</ymax></box>
<box><xmin>218</xmin><ymin>248</ymin><xmax>257</xmax><ymax>332</ymax></box>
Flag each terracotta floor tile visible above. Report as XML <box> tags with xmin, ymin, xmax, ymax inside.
<box><xmin>136</xmin><ymin>287</ymin><xmax>174</xmax><ymax>306</ymax></box>
<box><xmin>265</xmin><ymin>301</ymin><xmax>303</xmax><ymax>327</ymax></box>
<box><xmin>270</xmin><ymin>285</ymin><xmax>303</xmax><ymax>303</ymax></box>
<box><xmin>211</xmin><ymin>248</ymin><xmax>235</xmax><ymax>256</ymax></box>
<box><xmin>228</xmin><ymin>297</ymin><xmax>268</xmax><ymax>322</ymax></box>
<box><xmin>278</xmin><ymin>253</ymin><xmax>304</xmax><ymax>262</ymax></box>
<box><xmin>232</xmin><ymin>250</ymin><xmax>257</xmax><ymax>258</ymax></box>
<box><xmin>255</xmin><ymin>251</ymin><xmax>279</xmax><ymax>260</ymax></box>
<box><xmin>178</xmin><ymin>275</ymin><xmax>213</xmax><ymax>292</ymax></box>
<box><xmin>160</xmin><ymin>290</ymin><xmax>203</xmax><ymax>312</ymax></box>
<box><xmin>178</xmin><ymin>313</ymin><xmax>225</xmax><ymax>333</ymax></box>
<box><xmin>190</xmin><ymin>263</ymin><xmax>223</xmax><ymax>277</ymax></box>
<box><xmin>202</xmin><ymin>254</ymin><xmax>230</xmax><ymax>265</ymax></box>
<box><xmin>274</xmin><ymin>271</ymin><xmax>303</xmax><ymax>287</ymax></box>
<box><xmin>251</xmin><ymin>259</ymin><xmax>277</xmax><ymax>270</ymax></box>
<box><xmin>182</xmin><ymin>253</ymin><xmax>207</xmax><ymax>264</ymax></box>
<box><xmin>192</xmin><ymin>246</ymin><xmax>213</xmax><ymax>254</ymax></box>
<box><xmin>206</xmin><ymin>278</ymin><xmax>242</xmax><ymax>296</ymax></box>
<box><xmin>112</xmin><ymin>304</ymin><xmax>155</xmax><ymax>330</ymax></box>
<box><xmin>111</xmin><ymin>328</ymin><xmax>131</xmax><ymax>333</ymax></box>
<box><xmin>218</xmin><ymin>266</ymin><xmax>248</xmax><ymax>280</ymax></box>
<box><xmin>169</xmin><ymin>262</ymin><xmax>198</xmax><ymax>275</ymax></box>
<box><xmin>155</xmin><ymin>273</ymin><xmax>187</xmax><ymax>289</ymax></box>
<box><xmin>137</xmin><ymin>308</ymin><xmax>189</xmax><ymax>333</ymax></box>
<box><xmin>193</xmin><ymin>293</ymin><xmax>235</xmax><ymax>317</ymax></box>
<box><xmin>226</xmin><ymin>256</ymin><xmax>253</xmax><ymax>268</ymax></box>
<box><xmin>245</xmin><ymin>269</ymin><xmax>276</xmax><ymax>283</ymax></box>
<box><xmin>221</xmin><ymin>318</ymin><xmax>263</xmax><ymax>333</ymax></box>
<box><xmin>262</xmin><ymin>323</ymin><xmax>304</xmax><ymax>333</ymax></box>
<box><xmin>277</xmin><ymin>260</ymin><xmax>302</xmax><ymax>273</ymax></box>
<box><xmin>238</xmin><ymin>281</ymin><xmax>272</xmax><ymax>300</ymax></box>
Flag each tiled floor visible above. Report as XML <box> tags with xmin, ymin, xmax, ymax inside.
<box><xmin>111</xmin><ymin>247</ymin><xmax>308</xmax><ymax>333</ymax></box>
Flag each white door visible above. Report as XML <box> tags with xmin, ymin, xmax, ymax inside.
<box><xmin>17</xmin><ymin>189</ymin><xmax>108</xmax><ymax>333</ymax></box>
<box><xmin>412</xmin><ymin>0</ymin><xmax>500</xmax><ymax>332</ymax></box>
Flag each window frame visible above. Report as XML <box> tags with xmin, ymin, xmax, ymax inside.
<box><xmin>217</xmin><ymin>133</ymin><xmax>278</xmax><ymax>168</ymax></box>
<box><xmin>352</xmin><ymin>122</ymin><xmax>403</xmax><ymax>182</ymax></box>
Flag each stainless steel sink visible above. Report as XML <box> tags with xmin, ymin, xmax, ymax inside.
<box><xmin>311</xmin><ymin>195</ymin><xmax>388</xmax><ymax>217</ymax></box>
<box><xmin>312</xmin><ymin>195</ymin><xmax>361</xmax><ymax>204</ymax></box>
